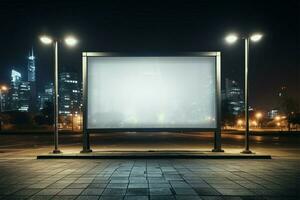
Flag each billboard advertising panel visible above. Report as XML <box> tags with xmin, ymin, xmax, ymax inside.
<box><xmin>85</xmin><ymin>53</ymin><xmax>220</xmax><ymax>131</ymax></box>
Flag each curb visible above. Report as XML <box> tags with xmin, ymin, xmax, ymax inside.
<box><xmin>37</xmin><ymin>152</ymin><xmax>272</xmax><ymax>159</ymax></box>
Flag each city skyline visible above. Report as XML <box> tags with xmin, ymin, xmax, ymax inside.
<box><xmin>0</xmin><ymin>46</ymin><xmax>297</xmax><ymax>113</ymax></box>
<box><xmin>0</xmin><ymin>48</ymin><xmax>82</xmax><ymax>116</ymax></box>
<box><xmin>0</xmin><ymin>1</ymin><xmax>299</xmax><ymax>111</ymax></box>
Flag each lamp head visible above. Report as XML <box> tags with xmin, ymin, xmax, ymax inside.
<box><xmin>225</xmin><ymin>34</ymin><xmax>238</xmax><ymax>44</ymax></box>
<box><xmin>250</xmin><ymin>33</ymin><xmax>263</xmax><ymax>42</ymax></box>
<box><xmin>64</xmin><ymin>36</ymin><xmax>78</xmax><ymax>46</ymax></box>
<box><xmin>40</xmin><ymin>36</ymin><xmax>53</xmax><ymax>45</ymax></box>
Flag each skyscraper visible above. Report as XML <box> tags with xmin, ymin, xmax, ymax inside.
<box><xmin>37</xmin><ymin>83</ymin><xmax>53</xmax><ymax>110</ymax></box>
<box><xmin>59</xmin><ymin>72</ymin><xmax>81</xmax><ymax>115</ymax></box>
<box><xmin>27</xmin><ymin>48</ymin><xmax>35</xmax><ymax>82</ymax></box>
<box><xmin>224</xmin><ymin>78</ymin><xmax>244</xmax><ymax>116</ymax></box>
<box><xmin>9</xmin><ymin>69</ymin><xmax>22</xmax><ymax>111</ymax></box>
<box><xmin>27</xmin><ymin>48</ymin><xmax>37</xmax><ymax>112</ymax></box>
<box><xmin>18</xmin><ymin>81</ymin><xmax>31</xmax><ymax>112</ymax></box>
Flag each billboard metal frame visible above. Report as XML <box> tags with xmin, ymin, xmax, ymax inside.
<box><xmin>81</xmin><ymin>52</ymin><xmax>223</xmax><ymax>153</ymax></box>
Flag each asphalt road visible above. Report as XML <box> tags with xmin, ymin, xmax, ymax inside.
<box><xmin>0</xmin><ymin>131</ymin><xmax>299</xmax><ymax>152</ymax></box>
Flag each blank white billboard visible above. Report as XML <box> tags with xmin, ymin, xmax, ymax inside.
<box><xmin>87</xmin><ymin>56</ymin><xmax>217</xmax><ymax>129</ymax></box>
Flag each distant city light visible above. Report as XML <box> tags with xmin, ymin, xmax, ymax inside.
<box><xmin>40</xmin><ymin>36</ymin><xmax>53</xmax><ymax>44</ymax></box>
<box><xmin>250</xmin><ymin>33</ymin><xmax>263</xmax><ymax>42</ymax></box>
<box><xmin>252</xmin><ymin>120</ymin><xmax>258</xmax><ymax>126</ymax></box>
<box><xmin>225</xmin><ymin>34</ymin><xmax>238</xmax><ymax>44</ymax></box>
<box><xmin>1</xmin><ymin>85</ymin><xmax>8</xmax><ymax>91</ymax></box>
<box><xmin>64</xmin><ymin>36</ymin><xmax>78</xmax><ymax>46</ymax></box>
<box><xmin>275</xmin><ymin>116</ymin><xmax>281</xmax><ymax>121</ymax></box>
<box><xmin>237</xmin><ymin>119</ymin><xmax>243</xmax><ymax>126</ymax></box>
<box><xmin>255</xmin><ymin>112</ymin><xmax>263</xmax><ymax>119</ymax></box>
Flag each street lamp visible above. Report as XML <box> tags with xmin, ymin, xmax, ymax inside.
<box><xmin>0</xmin><ymin>85</ymin><xmax>8</xmax><ymax>112</ymax></box>
<box><xmin>225</xmin><ymin>32</ymin><xmax>263</xmax><ymax>154</ymax></box>
<box><xmin>40</xmin><ymin>35</ymin><xmax>78</xmax><ymax>154</ymax></box>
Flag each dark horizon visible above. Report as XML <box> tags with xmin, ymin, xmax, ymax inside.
<box><xmin>0</xmin><ymin>0</ymin><xmax>299</xmax><ymax>111</ymax></box>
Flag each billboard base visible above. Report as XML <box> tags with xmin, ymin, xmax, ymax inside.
<box><xmin>37</xmin><ymin>151</ymin><xmax>271</xmax><ymax>159</ymax></box>
<box><xmin>80</xmin><ymin>149</ymin><xmax>93</xmax><ymax>153</ymax></box>
<box><xmin>241</xmin><ymin>150</ymin><xmax>254</xmax><ymax>154</ymax></box>
<box><xmin>212</xmin><ymin>149</ymin><xmax>224</xmax><ymax>152</ymax></box>
<box><xmin>52</xmin><ymin>149</ymin><xmax>62</xmax><ymax>154</ymax></box>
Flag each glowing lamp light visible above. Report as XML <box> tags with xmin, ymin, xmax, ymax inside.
<box><xmin>237</xmin><ymin>119</ymin><xmax>243</xmax><ymax>126</ymax></box>
<box><xmin>40</xmin><ymin>36</ymin><xmax>53</xmax><ymax>44</ymax></box>
<box><xmin>252</xmin><ymin>120</ymin><xmax>258</xmax><ymax>126</ymax></box>
<box><xmin>255</xmin><ymin>112</ymin><xmax>263</xmax><ymax>119</ymax></box>
<box><xmin>65</xmin><ymin>36</ymin><xmax>78</xmax><ymax>46</ymax></box>
<box><xmin>250</xmin><ymin>33</ymin><xmax>263</xmax><ymax>42</ymax></box>
<box><xmin>1</xmin><ymin>86</ymin><xmax>8</xmax><ymax>91</ymax></box>
<box><xmin>225</xmin><ymin>34</ymin><xmax>238</xmax><ymax>44</ymax></box>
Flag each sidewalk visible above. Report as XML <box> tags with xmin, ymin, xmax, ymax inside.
<box><xmin>37</xmin><ymin>150</ymin><xmax>271</xmax><ymax>159</ymax></box>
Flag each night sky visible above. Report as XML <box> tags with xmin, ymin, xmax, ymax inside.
<box><xmin>0</xmin><ymin>0</ymin><xmax>299</xmax><ymax>111</ymax></box>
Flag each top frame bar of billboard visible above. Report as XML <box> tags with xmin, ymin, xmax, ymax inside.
<box><xmin>82</xmin><ymin>52</ymin><xmax>221</xmax><ymax>57</ymax></box>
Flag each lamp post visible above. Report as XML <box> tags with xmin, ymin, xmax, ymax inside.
<box><xmin>40</xmin><ymin>35</ymin><xmax>78</xmax><ymax>154</ymax></box>
<box><xmin>225</xmin><ymin>33</ymin><xmax>263</xmax><ymax>154</ymax></box>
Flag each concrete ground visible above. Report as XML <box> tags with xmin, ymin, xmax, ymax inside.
<box><xmin>0</xmin><ymin>132</ymin><xmax>299</xmax><ymax>199</ymax></box>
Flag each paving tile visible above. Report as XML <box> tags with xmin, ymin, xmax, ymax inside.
<box><xmin>102</xmin><ymin>188</ymin><xmax>126</xmax><ymax>196</ymax></box>
<box><xmin>88</xmin><ymin>184</ymin><xmax>108</xmax><ymax>188</ymax></box>
<box><xmin>215</xmin><ymin>188</ymin><xmax>254</xmax><ymax>196</ymax></box>
<box><xmin>149</xmin><ymin>183</ymin><xmax>171</xmax><ymax>188</ymax></box>
<box><xmin>76</xmin><ymin>196</ymin><xmax>100</xmax><ymax>200</ymax></box>
<box><xmin>199</xmin><ymin>196</ymin><xmax>224</xmax><ymax>200</ymax></box>
<box><xmin>106</xmin><ymin>183</ymin><xmax>128</xmax><ymax>189</ymax></box>
<box><xmin>27</xmin><ymin>183</ymin><xmax>52</xmax><ymax>189</ymax></box>
<box><xmin>48</xmin><ymin>183</ymin><xmax>71</xmax><ymax>189</ymax></box>
<box><xmin>36</xmin><ymin>188</ymin><xmax>62</xmax><ymax>195</ymax></box>
<box><xmin>124</xmin><ymin>196</ymin><xmax>149</xmax><ymax>200</ymax></box>
<box><xmin>150</xmin><ymin>196</ymin><xmax>175</xmax><ymax>200</ymax></box>
<box><xmin>150</xmin><ymin>188</ymin><xmax>173</xmax><ymax>195</ymax></box>
<box><xmin>99</xmin><ymin>196</ymin><xmax>124</xmax><ymax>200</ymax></box>
<box><xmin>128</xmin><ymin>184</ymin><xmax>148</xmax><ymax>188</ymax></box>
<box><xmin>194</xmin><ymin>187</ymin><xmax>221</xmax><ymax>196</ymax></box>
<box><xmin>1</xmin><ymin>195</ymin><xmax>29</xmax><ymax>200</ymax></box>
<box><xmin>58</xmin><ymin>188</ymin><xmax>84</xmax><ymax>195</ymax></box>
<box><xmin>126</xmin><ymin>188</ymin><xmax>149</xmax><ymax>195</ymax></box>
<box><xmin>51</xmin><ymin>196</ymin><xmax>78</xmax><ymax>200</ymax></box>
<box><xmin>67</xmin><ymin>183</ymin><xmax>90</xmax><ymax>189</ymax></box>
<box><xmin>14</xmin><ymin>188</ymin><xmax>41</xmax><ymax>196</ymax></box>
<box><xmin>81</xmin><ymin>188</ymin><xmax>104</xmax><ymax>195</ymax></box>
<box><xmin>27</xmin><ymin>195</ymin><xmax>53</xmax><ymax>200</ymax></box>
<box><xmin>175</xmin><ymin>195</ymin><xmax>202</xmax><ymax>200</ymax></box>
<box><xmin>173</xmin><ymin>188</ymin><xmax>197</xmax><ymax>195</ymax></box>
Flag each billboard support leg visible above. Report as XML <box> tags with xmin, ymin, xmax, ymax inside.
<box><xmin>212</xmin><ymin>130</ymin><xmax>224</xmax><ymax>152</ymax></box>
<box><xmin>81</xmin><ymin>130</ymin><xmax>92</xmax><ymax>153</ymax></box>
<box><xmin>81</xmin><ymin>53</ymin><xmax>92</xmax><ymax>153</ymax></box>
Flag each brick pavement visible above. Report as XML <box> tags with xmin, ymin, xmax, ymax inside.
<box><xmin>0</xmin><ymin>158</ymin><xmax>299</xmax><ymax>200</ymax></box>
